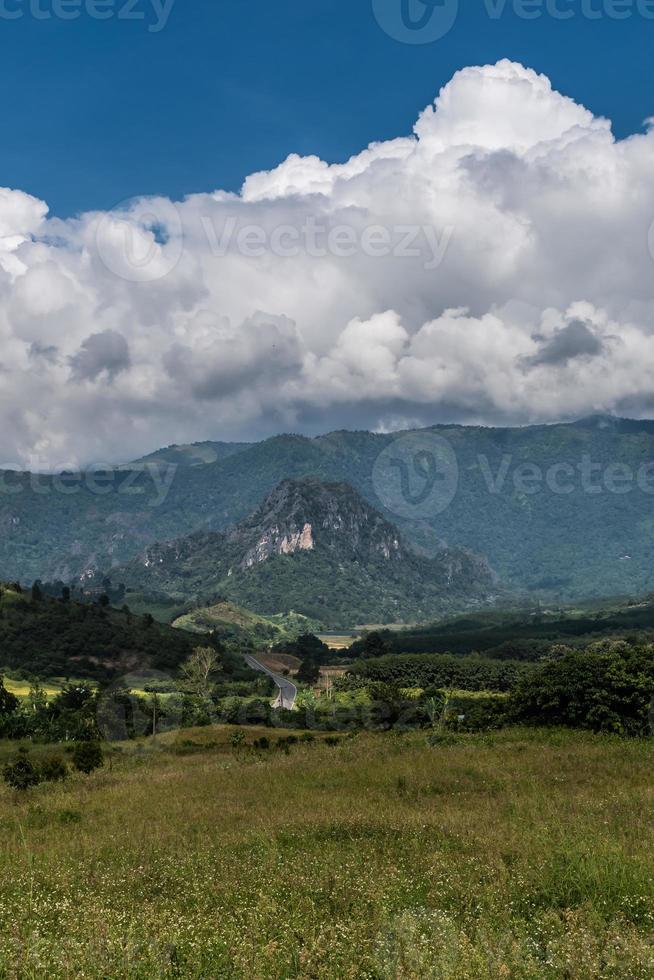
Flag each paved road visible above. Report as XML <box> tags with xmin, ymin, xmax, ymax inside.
<box><xmin>244</xmin><ymin>654</ymin><xmax>298</xmax><ymax>710</ymax></box>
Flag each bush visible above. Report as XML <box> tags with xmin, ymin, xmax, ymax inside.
<box><xmin>40</xmin><ymin>756</ymin><xmax>68</xmax><ymax>782</ymax></box>
<box><xmin>3</xmin><ymin>749</ymin><xmax>41</xmax><ymax>791</ymax></box>
<box><xmin>253</xmin><ymin>736</ymin><xmax>270</xmax><ymax>750</ymax></box>
<box><xmin>72</xmin><ymin>741</ymin><xmax>104</xmax><ymax>774</ymax></box>
<box><xmin>229</xmin><ymin>730</ymin><xmax>245</xmax><ymax>748</ymax></box>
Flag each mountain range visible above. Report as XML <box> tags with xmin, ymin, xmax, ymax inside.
<box><xmin>107</xmin><ymin>478</ymin><xmax>496</xmax><ymax>628</ymax></box>
<box><xmin>5</xmin><ymin>415</ymin><xmax>654</xmax><ymax>609</ymax></box>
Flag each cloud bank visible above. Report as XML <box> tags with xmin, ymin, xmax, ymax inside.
<box><xmin>2</xmin><ymin>59</ymin><xmax>654</xmax><ymax>467</ymax></box>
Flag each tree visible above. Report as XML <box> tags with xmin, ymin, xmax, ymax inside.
<box><xmin>179</xmin><ymin>646</ymin><xmax>222</xmax><ymax>700</ymax></box>
<box><xmin>3</xmin><ymin>749</ymin><xmax>41</xmax><ymax>791</ymax></box>
<box><xmin>0</xmin><ymin>676</ymin><xmax>19</xmax><ymax>717</ymax></box>
<box><xmin>72</xmin><ymin>741</ymin><xmax>104</xmax><ymax>775</ymax></box>
<box><xmin>510</xmin><ymin>641</ymin><xmax>654</xmax><ymax>735</ymax></box>
<box><xmin>296</xmin><ymin>657</ymin><xmax>320</xmax><ymax>686</ymax></box>
<box><xmin>27</xmin><ymin>680</ymin><xmax>47</xmax><ymax>715</ymax></box>
<box><xmin>31</xmin><ymin>581</ymin><xmax>43</xmax><ymax>602</ymax></box>
<box><xmin>61</xmin><ymin>586</ymin><xmax>71</xmax><ymax>603</ymax></box>
<box><xmin>360</xmin><ymin>631</ymin><xmax>391</xmax><ymax>660</ymax></box>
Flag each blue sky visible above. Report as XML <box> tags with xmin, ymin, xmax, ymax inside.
<box><xmin>2</xmin><ymin>0</ymin><xmax>654</xmax><ymax>464</ymax></box>
<box><xmin>0</xmin><ymin>0</ymin><xmax>651</xmax><ymax>217</ymax></box>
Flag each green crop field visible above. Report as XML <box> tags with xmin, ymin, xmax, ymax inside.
<box><xmin>0</xmin><ymin>726</ymin><xmax>653</xmax><ymax>978</ymax></box>
<box><xmin>3</xmin><ymin>678</ymin><xmax>62</xmax><ymax>700</ymax></box>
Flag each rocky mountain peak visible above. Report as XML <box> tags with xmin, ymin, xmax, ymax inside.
<box><xmin>229</xmin><ymin>476</ymin><xmax>405</xmax><ymax>569</ymax></box>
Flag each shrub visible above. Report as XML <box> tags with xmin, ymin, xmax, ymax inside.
<box><xmin>40</xmin><ymin>756</ymin><xmax>68</xmax><ymax>782</ymax></box>
<box><xmin>253</xmin><ymin>736</ymin><xmax>270</xmax><ymax>750</ymax></box>
<box><xmin>3</xmin><ymin>749</ymin><xmax>42</xmax><ymax>791</ymax></box>
<box><xmin>72</xmin><ymin>741</ymin><xmax>104</xmax><ymax>775</ymax></box>
<box><xmin>229</xmin><ymin>730</ymin><xmax>245</xmax><ymax>748</ymax></box>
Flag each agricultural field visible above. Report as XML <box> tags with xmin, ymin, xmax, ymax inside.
<box><xmin>3</xmin><ymin>678</ymin><xmax>63</xmax><ymax>700</ymax></box>
<box><xmin>1</xmin><ymin>726</ymin><xmax>653</xmax><ymax>978</ymax></box>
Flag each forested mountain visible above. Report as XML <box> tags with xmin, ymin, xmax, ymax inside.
<box><xmin>108</xmin><ymin>478</ymin><xmax>495</xmax><ymax>627</ymax></box>
<box><xmin>0</xmin><ymin>583</ymin><xmax>216</xmax><ymax>680</ymax></box>
<box><xmin>4</xmin><ymin>415</ymin><xmax>654</xmax><ymax>602</ymax></box>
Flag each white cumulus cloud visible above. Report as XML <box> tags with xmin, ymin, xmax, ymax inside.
<box><xmin>2</xmin><ymin>59</ymin><xmax>654</xmax><ymax>468</ymax></box>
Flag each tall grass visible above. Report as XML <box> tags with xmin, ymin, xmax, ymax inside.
<box><xmin>0</xmin><ymin>726</ymin><xmax>652</xmax><ymax>978</ymax></box>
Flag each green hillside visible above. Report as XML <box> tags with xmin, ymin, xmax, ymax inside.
<box><xmin>349</xmin><ymin>594</ymin><xmax>654</xmax><ymax>659</ymax></box>
<box><xmin>5</xmin><ymin>416</ymin><xmax>654</xmax><ymax>602</ymax></box>
<box><xmin>172</xmin><ymin>600</ymin><xmax>321</xmax><ymax>646</ymax></box>
<box><xmin>0</xmin><ymin>583</ymin><xmax>222</xmax><ymax>681</ymax></box>
<box><xmin>115</xmin><ymin>478</ymin><xmax>496</xmax><ymax>628</ymax></box>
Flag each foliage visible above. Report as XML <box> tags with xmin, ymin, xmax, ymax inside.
<box><xmin>0</xmin><ymin>676</ymin><xmax>19</xmax><ymax>718</ymax></box>
<box><xmin>229</xmin><ymin>730</ymin><xmax>245</xmax><ymax>748</ymax></box>
<box><xmin>0</xmin><ymin>583</ymin><xmax>216</xmax><ymax>681</ymax></box>
<box><xmin>3</xmin><ymin>748</ymin><xmax>41</xmax><ymax>791</ymax></box>
<box><xmin>510</xmin><ymin>641</ymin><xmax>654</xmax><ymax>735</ymax></box>
<box><xmin>39</xmin><ymin>756</ymin><xmax>68</xmax><ymax>782</ymax></box>
<box><xmin>348</xmin><ymin>597</ymin><xmax>654</xmax><ymax>660</ymax></box>
<box><xmin>343</xmin><ymin>653</ymin><xmax>530</xmax><ymax>692</ymax></box>
<box><xmin>179</xmin><ymin>647</ymin><xmax>222</xmax><ymax>700</ymax></box>
<box><xmin>112</xmin><ymin>478</ymin><xmax>494</xmax><ymax>628</ymax></box>
<box><xmin>72</xmin><ymin>741</ymin><xmax>104</xmax><ymax>775</ymax></box>
<box><xmin>172</xmin><ymin>600</ymin><xmax>322</xmax><ymax>647</ymax></box>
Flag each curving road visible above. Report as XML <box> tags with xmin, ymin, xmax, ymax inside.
<box><xmin>244</xmin><ymin>654</ymin><xmax>298</xmax><ymax>710</ymax></box>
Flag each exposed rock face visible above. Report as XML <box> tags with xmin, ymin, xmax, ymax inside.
<box><xmin>232</xmin><ymin>477</ymin><xmax>407</xmax><ymax>568</ymax></box>
<box><xmin>243</xmin><ymin>522</ymin><xmax>315</xmax><ymax>567</ymax></box>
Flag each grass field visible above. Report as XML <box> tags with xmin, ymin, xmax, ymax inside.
<box><xmin>0</xmin><ymin>727</ymin><xmax>653</xmax><ymax>978</ymax></box>
<box><xmin>4</xmin><ymin>678</ymin><xmax>63</xmax><ymax>699</ymax></box>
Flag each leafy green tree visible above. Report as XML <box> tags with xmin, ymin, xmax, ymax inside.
<box><xmin>0</xmin><ymin>676</ymin><xmax>19</xmax><ymax>717</ymax></box>
<box><xmin>510</xmin><ymin>641</ymin><xmax>654</xmax><ymax>735</ymax></box>
<box><xmin>3</xmin><ymin>749</ymin><xmax>41</xmax><ymax>791</ymax></box>
<box><xmin>72</xmin><ymin>741</ymin><xmax>104</xmax><ymax>775</ymax></box>
<box><xmin>359</xmin><ymin>631</ymin><xmax>391</xmax><ymax>659</ymax></box>
<box><xmin>296</xmin><ymin>658</ymin><xmax>320</xmax><ymax>685</ymax></box>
